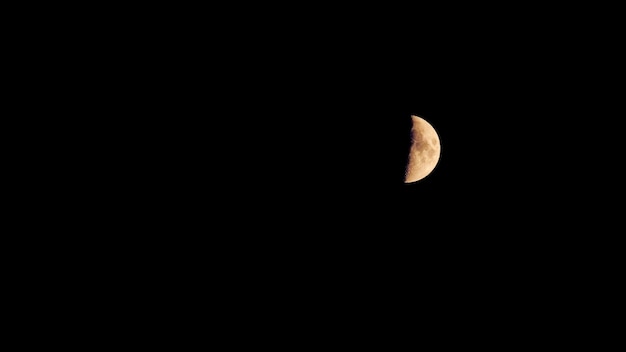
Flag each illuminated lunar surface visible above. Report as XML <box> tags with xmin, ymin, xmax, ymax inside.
<box><xmin>405</xmin><ymin>115</ymin><xmax>441</xmax><ymax>183</ymax></box>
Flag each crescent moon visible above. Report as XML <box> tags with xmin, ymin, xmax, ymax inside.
<box><xmin>405</xmin><ymin>115</ymin><xmax>441</xmax><ymax>183</ymax></box>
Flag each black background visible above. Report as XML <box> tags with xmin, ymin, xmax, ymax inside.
<box><xmin>23</xmin><ymin>5</ymin><xmax>622</xmax><ymax>338</ymax></box>
<box><xmin>88</xmin><ymin>10</ymin><xmax>621</xmax><ymax>279</ymax></box>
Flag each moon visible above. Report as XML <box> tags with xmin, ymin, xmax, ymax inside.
<box><xmin>404</xmin><ymin>115</ymin><xmax>441</xmax><ymax>183</ymax></box>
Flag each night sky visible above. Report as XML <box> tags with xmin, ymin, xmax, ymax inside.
<box><xmin>25</xmin><ymin>4</ymin><xmax>622</xmax><ymax>340</ymax></box>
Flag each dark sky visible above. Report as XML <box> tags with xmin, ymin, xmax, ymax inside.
<box><xmin>91</xmin><ymin>7</ymin><xmax>620</xmax><ymax>296</ymax></box>
<box><xmin>25</xmin><ymin>5</ymin><xmax>623</xmax><ymax>337</ymax></box>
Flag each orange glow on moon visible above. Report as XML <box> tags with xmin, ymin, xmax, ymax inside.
<box><xmin>405</xmin><ymin>115</ymin><xmax>441</xmax><ymax>183</ymax></box>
